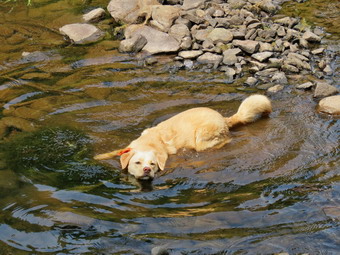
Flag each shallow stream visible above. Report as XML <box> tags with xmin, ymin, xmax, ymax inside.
<box><xmin>0</xmin><ymin>0</ymin><xmax>339</xmax><ymax>254</ymax></box>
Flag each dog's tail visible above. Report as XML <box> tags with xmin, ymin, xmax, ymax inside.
<box><xmin>226</xmin><ymin>94</ymin><xmax>272</xmax><ymax>128</ymax></box>
<box><xmin>94</xmin><ymin>148</ymin><xmax>131</xmax><ymax>160</ymax></box>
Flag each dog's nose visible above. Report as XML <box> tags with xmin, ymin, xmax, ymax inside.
<box><xmin>143</xmin><ymin>167</ymin><xmax>151</xmax><ymax>174</ymax></box>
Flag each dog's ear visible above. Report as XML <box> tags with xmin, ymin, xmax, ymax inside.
<box><xmin>120</xmin><ymin>150</ymin><xmax>134</xmax><ymax>169</ymax></box>
<box><xmin>156</xmin><ymin>151</ymin><xmax>168</xmax><ymax>171</ymax></box>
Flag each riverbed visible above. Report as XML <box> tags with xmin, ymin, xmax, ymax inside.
<box><xmin>0</xmin><ymin>0</ymin><xmax>339</xmax><ymax>254</ymax></box>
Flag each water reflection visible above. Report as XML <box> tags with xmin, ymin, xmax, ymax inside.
<box><xmin>0</xmin><ymin>0</ymin><xmax>339</xmax><ymax>254</ymax></box>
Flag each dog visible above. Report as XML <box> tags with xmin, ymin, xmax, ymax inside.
<box><xmin>94</xmin><ymin>95</ymin><xmax>272</xmax><ymax>180</ymax></box>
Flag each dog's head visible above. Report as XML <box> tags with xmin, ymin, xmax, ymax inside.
<box><xmin>120</xmin><ymin>149</ymin><xmax>167</xmax><ymax>180</ymax></box>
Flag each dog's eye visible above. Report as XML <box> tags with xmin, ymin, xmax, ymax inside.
<box><xmin>135</xmin><ymin>161</ymin><xmax>141</xmax><ymax>165</ymax></box>
<box><xmin>150</xmin><ymin>162</ymin><xmax>156</xmax><ymax>166</ymax></box>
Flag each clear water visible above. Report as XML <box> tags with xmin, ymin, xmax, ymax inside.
<box><xmin>0</xmin><ymin>0</ymin><xmax>339</xmax><ymax>254</ymax></box>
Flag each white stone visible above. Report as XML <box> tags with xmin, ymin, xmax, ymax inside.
<box><xmin>59</xmin><ymin>23</ymin><xmax>105</xmax><ymax>44</ymax></box>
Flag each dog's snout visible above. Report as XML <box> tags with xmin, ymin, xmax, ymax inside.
<box><xmin>143</xmin><ymin>167</ymin><xmax>151</xmax><ymax>174</ymax></box>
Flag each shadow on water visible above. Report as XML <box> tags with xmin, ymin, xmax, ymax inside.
<box><xmin>0</xmin><ymin>0</ymin><xmax>339</xmax><ymax>254</ymax></box>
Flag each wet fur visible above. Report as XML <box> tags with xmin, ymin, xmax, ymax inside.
<box><xmin>94</xmin><ymin>95</ymin><xmax>272</xmax><ymax>179</ymax></box>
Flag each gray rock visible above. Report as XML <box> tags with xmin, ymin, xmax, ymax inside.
<box><xmin>59</xmin><ymin>23</ymin><xmax>105</xmax><ymax>44</ymax></box>
<box><xmin>125</xmin><ymin>25</ymin><xmax>180</xmax><ymax>54</ymax></box>
<box><xmin>222</xmin><ymin>50</ymin><xmax>238</xmax><ymax>65</ymax></box>
<box><xmin>182</xmin><ymin>0</ymin><xmax>206</xmax><ymax>10</ymax></box>
<box><xmin>193</xmin><ymin>28</ymin><xmax>213</xmax><ymax>41</ymax></box>
<box><xmin>296</xmin><ymin>81</ymin><xmax>314</xmax><ymax>90</ymax></box>
<box><xmin>251</xmin><ymin>51</ymin><xmax>273</xmax><ymax>62</ymax></box>
<box><xmin>169</xmin><ymin>24</ymin><xmax>191</xmax><ymax>42</ymax></box>
<box><xmin>299</xmin><ymin>38</ymin><xmax>309</xmax><ymax>48</ymax></box>
<box><xmin>323</xmin><ymin>65</ymin><xmax>332</xmax><ymax>75</ymax></box>
<box><xmin>207</xmin><ymin>28</ymin><xmax>233</xmax><ymax>43</ymax></box>
<box><xmin>224</xmin><ymin>67</ymin><xmax>236</xmax><ymax>78</ymax></box>
<box><xmin>258</xmin><ymin>0</ymin><xmax>277</xmax><ymax>14</ymax></box>
<box><xmin>202</xmin><ymin>39</ymin><xmax>214</xmax><ymax>50</ymax></box>
<box><xmin>275</xmin><ymin>17</ymin><xmax>297</xmax><ymax>27</ymax></box>
<box><xmin>311</xmin><ymin>48</ymin><xmax>325</xmax><ymax>55</ymax></box>
<box><xmin>119</xmin><ymin>34</ymin><xmax>147</xmax><ymax>53</ymax></box>
<box><xmin>314</xmin><ymin>82</ymin><xmax>338</xmax><ymax>98</ymax></box>
<box><xmin>282</xmin><ymin>64</ymin><xmax>299</xmax><ymax>73</ymax></box>
<box><xmin>229</xmin><ymin>0</ymin><xmax>246</xmax><ymax>9</ymax></box>
<box><xmin>277</xmin><ymin>26</ymin><xmax>286</xmax><ymax>36</ymax></box>
<box><xmin>150</xmin><ymin>5</ymin><xmax>181</xmax><ymax>32</ymax></box>
<box><xmin>233</xmin><ymin>40</ymin><xmax>259</xmax><ymax>54</ymax></box>
<box><xmin>271</xmin><ymin>72</ymin><xmax>287</xmax><ymax>84</ymax></box>
<box><xmin>259</xmin><ymin>42</ymin><xmax>274</xmax><ymax>52</ymax></box>
<box><xmin>244</xmin><ymin>77</ymin><xmax>258</xmax><ymax>86</ymax></box>
<box><xmin>318</xmin><ymin>95</ymin><xmax>340</xmax><ymax>115</ymax></box>
<box><xmin>180</xmin><ymin>37</ymin><xmax>192</xmax><ymax>50</ymax></box>
<box><xmin>178</xmin><ymin>50</ymin><xmax>203</xmax><ymax>59</ymax></box>
<box><xmin>83</xmin><ymin>8</ymin><xmax>106</xmax><ymax>23</ymax></box>
<box><xmin>184</xmin><ymin>59</ymin><xmax>194</xmax><ymax>69</ymax></box>
<box><xmin>268</xmin><ymin>84</ymin><xmax>284</xmax><ymax>93</ymax></box>
<box><xmin>107</xmin><ymin>0</ymin><xmax>139</xmax><ymax>24</ymax></box>
<box><xmin>197</xmin><ymin>52</ymin><xmax>223</xmax><ymax>64</ymax></box>
<box><xmin>302</xmin><ymin>30</ymin><xmax>321</xmax><ymax>42</ymax></box>
<box><xmin>151</xmin><ymin>245</ymin><xmax>170</xmax><ymax>255</ymax></box>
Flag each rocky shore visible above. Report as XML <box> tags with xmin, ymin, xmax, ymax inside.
<box><xmin>58</xmin><ymin>0</ymin><xmax>339</xmax><ymax>115</ymax></box>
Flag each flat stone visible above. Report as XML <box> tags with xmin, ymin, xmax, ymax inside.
<box><xmin>268</xmin><ymin>84</ymin><xmax>284</xmax><ymax>93</ymax></box>
<box><xmin>302</xmin><ymin>30</ymin><xmax>321</xmax><ymax>42</ymax></box>
<box><xmin>233</xmin><ymin>40</ymin><xmax>259</xmax><ymax>54</ymax></box>
<box><xmin>296</xmin><ymin>82</ymin><xmax>314</xmax><ymax>90</ymax></box>
<box><xmin>282</xmin><ymin>64</ymin><xmax>299</xmax><ymax>73</ymax></box>
<box><xmin>197</xmin><ymin>52</ymin><xmax>223</xmax><ymax>64</ymax></box>
<box><xmin>259</xmin><ymin>42</ymin><xmax>274</xmax><ymax>52</ymax></box>
<box><xmin>83</xmin><ymin>8</ymin><xmax>106</xmax><ymax>23</ymax></box>
<box><xmin>125</xmin><ymin>25</ymin><xmax>180</xmax><ymax>54</ymax></box>
<box><xmin>178</xmin><ymin>50</ymin><xmax>203</xmax><ymax>59</ymax></box>
<box><xmin>59</xmin><ymin>23</ymin><xmax>104</xmax><ymax>44</ymax></box>
<box><xmin>318</xmin><ymin>96</ymin><xmax>340</xmax><ymax>115</ymax></box>
<box><xmin>251</xmin><ymin>51</ymin><xmax>273</xmax><ymax>62</ymax></box>
<box><xmin>119</xmin><ymin>34</ymin><xmax>147</xmax><ymax>53</ymax></box>
<box><xmin>207</xmin><ymin>28</ymin><xmax>233</xmax><ymax>43</ymax></box>
<box><xmin>271</xmin><ymin>72</ymin><xmax>287</xmax><ymax>84</ymax></box>
<box><xmin>193</xmin><ymin>28</ymin><xmax>214</xmax><ymax>41</ymax></box>
<box><xmin>244</xmin><ymin>77</ymin><xmax>258</xmax><ymax>86</ymax></box>
<box><xmin>311</xmin><ymin>48</ymin><xmax>325</xmax><ymax>55</ymax></box>
<box><xmin>314</xmin><ymin>82</ymin><xmax>338</xmax><ymax>98</ymax></box>
<box><xmin>182</xmin><ymin>0</ymin><xmax>206</xmax><ymax>10</ymax></box>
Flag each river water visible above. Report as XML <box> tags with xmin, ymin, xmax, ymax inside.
<box><xmin>0</xmin><ymin>0</ymin><xmax>339</xmax><ymax>254</ymax></box>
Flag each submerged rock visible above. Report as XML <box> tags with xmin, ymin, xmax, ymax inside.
<box><xmin>318</xmin><ymin>95</ymin><xmax>340</xmax><ymax>115</ymax></box>
<box><xmin>59</xmin><ymin>23</ymin><xmax>105</xmax><ymax>44</ymax></box>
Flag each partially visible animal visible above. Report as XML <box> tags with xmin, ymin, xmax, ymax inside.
<box><xmin>94</xmin><ymin>95</ymin><xmax>272</xmax><ymax>180</ymax></box>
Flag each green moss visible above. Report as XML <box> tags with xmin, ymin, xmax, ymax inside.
<box><xmin>0</xmin><ymin>127</ymin><xmax>115</xmax><ymax>188</ymax></box>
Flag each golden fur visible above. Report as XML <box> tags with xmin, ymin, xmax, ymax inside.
<box><xmin>95</xmin><ymin>95</ymin><xmax>272</xmax><ymax>180</ymax></box>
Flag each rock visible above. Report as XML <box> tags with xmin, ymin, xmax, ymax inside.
<box><xmin>259</xmin><ymin>42</ymin><xmax>274</xmax><ymax>52</ymax></box>
<box><xmin>275</xmin><ymin>17</ymin><xmax>297</xmax><ymax>27</ymax></box>
<box><xmin>83</xmin><ymin>8</ymin><xmax>106</xmax><ymax>23</ymax></box>
<box><xmin>197</xmin><ymin>52</ymin><xmax>223</xmax><ymax>65</ymax></box>
<box><xmin>268</xmin><ymin>84</ymin><xmax>284</xmax><ymax>93</ymax></box>
<box><xmin>323</xmin><ymin>65</ymin><xmax>332</xmax><ymax>75</ymax></box>
<box><xmin>229</xmin><ymin>0</ymin><xmax>246</xmax><ymax>9</ymax></box>
<box><xmin>180</xmin><ymin>37</ymin><xmax>192</xmax><ymax>50</ymax></box>
<box><xmin>193</xmin><ymin>28</ymin><xmax>213</xmax><ymax>41</ymax></box>
<box><xmin>244</xmin><ymin>77</ymin><xmax>258</xmax><ymax>86</ymax></box>
<box><xmin>182</xmin><ymin>0</ymin><xmax>206</xmax><ymax>10</ymax></box>
<box><xmin>107</xmin><ymin>0</ymin><xmax>139</xmax><ymax>24</ymax></box>
<box><xmin>271</xmin><ymin>72</ymin><xmax>287</xmax><ymax>84</ymax></box>
<box><xmin>258</xmin><ymin>0</ymin><xmax>277</xmax><ymax>14</ymax></box>
<box><xmin>277</xmin><ymin>26</ymin><xmax>286</xmax><ymax>37</ymax></box>
<box><xmin>119</xmin><ymin>34</ymin><xmax>147</xmax><ymax>53</ymax></box>
<box><xmin>59</xmin><ymin>23</ymin><xmax>105</xmax><ymax>44</ymax></box>
<box><xmin>125</xmin><ymin>25</ymin><xmax>180</xmax><ymax>54</ymax></box>
<box><xmin>311</xmin><ymin>48</ymin><xmax>325</xmax><ymax>55</ymax></box>
<box><xmin>151</xmin><ymin>245</ymin><xmax>170</xmax><ymax>255</ymax></box>
<box><xmin>296</xmin><ymin>81</ymin><xmax>314</xmax><ymax>90</ymax></box>
<box><xmin>302</xmin><ymin>30</ymin><xmax>321</xmax><ymax>42</ymax></box>
<box><xmin>222</xmin><ymin>50</ymin><xmax>238</xmax><ymax>66</ymax></box>
<box><xmin>251</xmin><ymin>51</ymin><xmax>273</xmax><ymax>62</ymax></box>
<box><xmin>224</xmin><ymin>67</ymin><xmax>236</xmax><ymax>78</ymax></box>
<box><xmin>285</xmin><ymin>54</ymin><xmax>311</xmax><ymax>70</ymax></box>
<box><xmin>169</xmin><ymin>24</ymin><xmax>190</xmax><ymax>42</ymax></box>
<box><xmin>314</xmin><ymin>82</ymin><xmax>338</xmax><ymax>98</ymax></box>
<box><xmin>184</xmin><ymin>59</ymin><xmax>194</xmax><ymax>69</ymax></box>
<box><xmin>202</xmin><ymin>39</ymin><xmax>214</xmax><ymax>50</ymax></box>
<box><xmin>207</xmin><ymin>28</ymin><xmax>233</xmax><ymax>44</ymax></box>
<box><xmin>178</xmin><ymin>50</ymin><xmax>203</xmax><ymax>59</ymax></box>
<box><xmin>150</xmin><ymin>5</ymin><xmax>181</xmax><ymax>32</ymax></box>
<box><xmin>233</xmin><ymin>40</ymin><xmax>259</xmax><ymax>54</ymax></box>
<box><xmin>318</xmin><ymin>96</ymin><xmax>340</xmax><ymax>115</ymax></box>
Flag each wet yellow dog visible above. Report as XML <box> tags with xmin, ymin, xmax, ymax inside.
<box><xmin>94</xmin><ymin>95</ymin><xmax>272</xmax><ymax>180</ymax></box>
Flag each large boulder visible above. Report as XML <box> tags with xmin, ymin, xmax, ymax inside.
<box><xmin>318</xmin><ymin>95</ymin><xmax>340</xmax><ymax>115</ymax></box>
<box><xmin>107</xmin><ymin>0</ymin><xmax>139</xmax><ymax>24</ymax></box>
<box><xmin>59</xmin><ymin>23</ymin><xmax>105</xmax><ymax>44</ymax></box>
<box><xmin>125</xmin><ymin>25</ymin><xmax>180</xmax><ymax>54</ymax></box>
<box><xmin>150</xmin><ymin>5</ymin><xmax>181</xmax><ymax>32</ymax></box>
